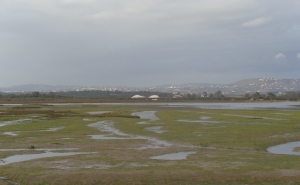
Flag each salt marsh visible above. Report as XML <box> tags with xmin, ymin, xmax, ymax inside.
<box><xmin>0</xmin><ymin>101</ymin><xmax>300</xmax><ymax>185</ymax></box>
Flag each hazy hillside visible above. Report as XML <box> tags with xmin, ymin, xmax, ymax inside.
<box><xmin>228</xmin><ymin>78</ymin><xmax>300</xmax><ymax>93</ymax></box>
<box><xmin>1</xmin><ymin>78</ymin><xmax>300</xmax><ymax>94</ymax></box>
<box><xmin>0</xmin><ymin>84</ymin><xmax>80</xmax><ymax>92</ymax></box>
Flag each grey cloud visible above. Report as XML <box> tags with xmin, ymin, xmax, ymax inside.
<box><xmin>274</xmin><ymin>53</ymin><xmax>286</xmax><ymax>59</ymax></box>
<box><xmin>241</xmin><ymin>17</ymin><xmax>272</xmax><ymax>28</ymax></box>
<box><xmin>1</xmin><ymin>0</ymin><xmax>300</xmax><ymax>87</ymax></box>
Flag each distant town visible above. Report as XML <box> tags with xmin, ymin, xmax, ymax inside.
<box><xmin>0</xmin><ymin>78</ymin><xmax>300</xmax><ymax>102</ymax></box>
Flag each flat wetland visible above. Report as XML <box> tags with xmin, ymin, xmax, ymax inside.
<box><xmin>1</xmin><ymin>102</ymin><xmax>300</xmax><ymax>184</ymax></box>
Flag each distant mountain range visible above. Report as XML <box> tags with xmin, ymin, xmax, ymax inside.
<box><xmin>0</xmin><ymin>84</ymin><xmax>141</xmax><ymax>93</ymax></box>
<box><xmin>1</xmin><ymin>78</ymin><xmax>300</xmax><ymax>94</ymax></box>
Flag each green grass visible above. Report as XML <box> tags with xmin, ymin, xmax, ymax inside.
<box><xmin>1</xmin><ymin>103</ymin><xmax>300</xmax><ymax>184</ymax></box>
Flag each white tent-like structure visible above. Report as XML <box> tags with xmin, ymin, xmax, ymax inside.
<box><xmin>148</xmin><ymin>95</ymin><xmax>159</xmax><ymax>99</ymax></box>
<box><xmin>131</xmin><ymin>95</ymin><xmax>145</xmax><ymax>99</ymax></box>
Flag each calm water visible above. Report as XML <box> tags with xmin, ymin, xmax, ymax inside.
<box><xmin>131</xmin><ymin>111</ymin><xmax>159</xmax><ymax>120</ymax></box>
<box><xmin>144</xmin><ymin>126</ymin><xmax>167</xmax><ymax>134</ymax></box>
<box><xmin>87</xmin><ymin>111</ymin><xmax>111</xmax><ymax>114</ymax></box>
<box><xmin>162</xmin><ymin>102</ymin><xmax>300</xmax><ymax>109</ymax></box>
<box><xmin>267</xmin><ymin>141</ymin><xmax>300</xmax><ymax>156</ymax></box>
<box><xmin>0</xmin><ymin>151</ymin><xmax>91</xmax><ymax>166</ymax></box>
<box><xmin>88</xmin><ymin>121</ymin><xmax>171</xmax><ymax>149</ymax></box>
<box><xmin>150</xmin><ymin>151</ymin><xmax>196</xmax><ymax>160</ymax></box>
<box><xmin>49</xmin><ymin>102</ymin><xmax>300</xmax><ymax>110</ymax></box>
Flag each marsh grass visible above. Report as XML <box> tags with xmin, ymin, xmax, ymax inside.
<box><xmin>1</xmin><ymin>103</ymin><xmax>300</xmax><ymax>184</ymax></box>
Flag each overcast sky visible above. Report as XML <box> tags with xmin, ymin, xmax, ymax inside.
<box><xmin>1</xmin><ymin>0</ymin><xmax>300</xmax><ymax>87</ymax></box>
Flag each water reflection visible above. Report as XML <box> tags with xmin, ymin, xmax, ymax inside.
<box><xmin>136</xmin><ymin>121</ymin><xmax>147</xmax><ymax>124</ymax></box>
<box><xmin>41</xmin><ymin>127</ymin><xmax>65</xmax><ymax>132</ymax></box>
<box><xmin>150</xmin><ymin>151</ymin><xmax>196</xmax><ymax>160</ymax></box>
<box><xmin>0</xmin><ymin>119</ymin><xmax>31</xmax><ymax>127</ymax></box>
<box><xmin>2</xmin><ymin>132</ymin><xmax>18</xmax><ymax>136</ymax></box>
<box><xmin>49</xmin><ymin>102</ymin><xmax>300</xmax><ymax>110</ymax></box>
<box><xmin>223</xmin><ymin>114</ymin><xmax>286</xmax><ymax>120</ymax></box>
<box><xmin>163</xmin><ymin>102</ymin><xmax>300</xmax><ymax>110</ymax></box>
<box><xmin>178</xmin><ymin>119</ymin><xmax>222</xmax><ymax>123</ymax></box>
<box><xmin>267</xmin><ymin>141</ymin><xmax>300</xmax><ymax>155</ymax></box>
<box><xmin>0</xmin><ymin>151</ymin><xmax>91</xmax><ymax>166</ymax></box>
<box><xmin>88</xmin><ymin>135</ymin><xmax>133</xmax><ymax>140</ymax></box>
<box><xmin>88</xmin><ymin>121</ymin><xmax>171</xmax><ymax>149</ymax></box>
<box><xmin>131</xmin><ymin>111</ymin><xmax>159</xmax><ymax>121</ymax></box>
<box><xmin>144</xmin><ymin>126</ymin><xmax>167</xmax><ymax>134</ymax></box>
<box><xmin>87</xmin><ymin>111</ymin><xmax>111</xmax><ymax>114</ymax></box>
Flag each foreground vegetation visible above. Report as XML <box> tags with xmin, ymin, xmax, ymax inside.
<box><xmin>0</xmin><ymin>102</ymin><xmax>300</xmax><ymax>184</ymax></box>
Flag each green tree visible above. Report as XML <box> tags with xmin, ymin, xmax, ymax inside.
<box><xmin>31</xmin><ymin>91</ymin><xmax>40</xmax><ymax>97</ymax></box>
<box><xmin>214</xmin><ymin>90</ymin><xmax>223</xmax><ymax>99</ymax></box>
<box><xmin>267</xmin><ymin>92</ymin><xmax>276</xmax><ymax>100</ymax></box>
<box><xmin>9</xmin><ymin>94</ymin><xmax>16</xmax><ymax>98</ymax></box>
<box><xmin>251</xmin><ymin>92</ymin><xmax>261</xmax><ymax>100</ymax></box>
<box><xmin>48</xmin><ymin>92</ymin><xmax>55</xmax><ymax>98</ymax></box>
<box><xmin>244</xmin><ymin>93</ymin><xmax>250</xmax><ymax>99</ymax></box>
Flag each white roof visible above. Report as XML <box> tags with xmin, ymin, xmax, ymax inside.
<box><xmin>148</xmin><ymin>95</ymin><xmax>159</xmax><ymax>99</ymax></box>
<box><xmin>131</xmin><ymin>95</ymin><xmax>145</xmax><ymax>98</ymax></box>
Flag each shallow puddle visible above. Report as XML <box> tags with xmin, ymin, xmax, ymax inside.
<box><xmin>0</xmin><ymin>119</ymin><xmax>31</xmax><ymax>127</ymax></box>
<box><xmin>177</xmin><ymin>116</ymin><xmax>219</xmax><ymax>123</ymax></box>
<box><xmin>136</xmin><ymin>121</ymin><xmax>147</xmax><ymax>124</ymax></box>
<box><xmin>267</xmin><ymin>141</ymin><xmax>300</xmax><ymax>155</ymax></box>
<box><xmin>88</xmin><ymin>121</ymin><xmax>171</xmax><ymax>149</ymax></box>
<box><xmin>2</xmin><ymin>132</ymin><xmax>18</xmax><ymax>136</ymax></box>
<box><xmin>177</xmin><ymin>119</ymin><xmax>222</xmax><ymax>123</ymax></box>
<box><xmin>177</xmin><ymin>119</ymin><xmax>270</xmax><ymax>125</ymax></box>
<box><xmin>41</xmin><ymin>127</ymin><xmax>65</xmax><ymax>132</ymax></box>
<box><xmin>200</xmin><ymin>116</ymin><xmax>211</xmax><ymax>120</ymax></box>
<box><xmin>144</xmin><ymin>126</ymin><xmax>167</xmax><ymax>134</ymax></box>
<box><xmin>272</xmin><ymin>113</ymin><xmax>292</xmax><ymax>115</ymax></box>
<box><xmin>88</xmin><ymin>121</ymin><xmax>128</xmax><ymax>137</ymax></box>
<box><xmin>0</xmin><ymin>151</ymin><xmax>91</xmax><ymax>166</ymax></box>
<box><xmin>131</xmin><ymin>111</ymin><xmax>159</xmax><ymax>121</ymax></box>
<box><xmin>150</xmin><ymin>151</ymin><xmax>196</xmax><ymax>160</ymax></box>
<box><xmin>88</xmin><ymin>135</ymin><xmax>133</xmax><ymax>140</ymax></box>
<box><xmin>223</xmin><ymin>114</ymin><xmax>286</xmax><ymax>120</ymax></box>
<box><xmin>0</xmin><ymin>148</ymin><xmax>78</xmax><ymax>152</ymax></box>
<box><xmin>87</xmin><ymin>111</ymin><xmax>111</xmax><ymax>114</ymax></box>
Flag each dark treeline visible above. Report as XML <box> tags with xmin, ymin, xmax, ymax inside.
<box><xmin>241</xmin><ymin>91</ymin><xmax>300</xmax><ymax>101</ymax></box>
<box><xmin>0</xmin><ymin>91</ymin><xmax>174</xmax><ymax>100</ymax></box>
<box><xmin>0</xmin><ymin>91</ymin><xmax>57</xmax><ymax>99</ymax></box>
<box><xmin>0</xmin><ymin>90</ymin><xmax>300</xmax><ymax>101</ymax></box>
<box><xmin>55</xmin><ymin>90</ymin><xmax>174</xmax><ymax>99</ymax></box>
